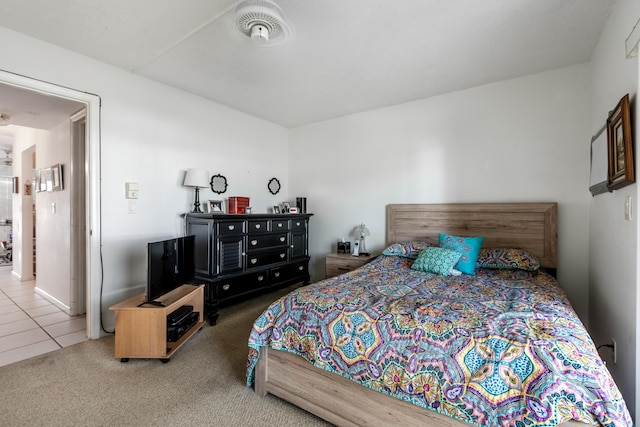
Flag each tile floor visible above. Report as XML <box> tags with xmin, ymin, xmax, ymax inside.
<box><xmin>0</xmin><ymin>266</ymin><xmax>87</xmax><ymax>367</ymax></box>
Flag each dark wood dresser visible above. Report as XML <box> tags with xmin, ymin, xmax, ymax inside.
<box><xmin>186</xmin><ymin>213</ymin><xmax>312</xmax><ymax>324</ymax></box>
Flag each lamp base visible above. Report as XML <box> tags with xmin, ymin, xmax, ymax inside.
<box><xmin>192</xmin><ymin>187</ymin><xmax>203</xmax><ymax>213</ymax></box>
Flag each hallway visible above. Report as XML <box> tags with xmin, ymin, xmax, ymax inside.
<box><xmin>0</xmin><ymin>266</ymin><xmax>86</xmax><ymax>367</ymax></box>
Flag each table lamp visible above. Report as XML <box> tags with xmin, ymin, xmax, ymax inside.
<box><xmin>352</xmin><ymin>223</ymin><xmax>371</xmax><ymax>256</ymax></box>
<box><xmin>183</xmin><ymin>168</ymin><xmax>209</xmax><ymax>213</ymax></box>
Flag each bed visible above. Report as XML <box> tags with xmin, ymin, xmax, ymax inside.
<box><xmin>246</xmin><ymin>203</ymin><xmax>632</xmax><ymax>427</ymax></box>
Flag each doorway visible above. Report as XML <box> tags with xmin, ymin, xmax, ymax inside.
<box><xmin>0</xmin><ymin>70</ymin><xmax>101</xmax><ymax>339</ymax></box>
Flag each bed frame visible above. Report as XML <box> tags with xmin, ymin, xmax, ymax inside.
<box><xmin>254</xmin><ymin>202</ymin><xmax>582</xmax><ymax>427</ymax></box>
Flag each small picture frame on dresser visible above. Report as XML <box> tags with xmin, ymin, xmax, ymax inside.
<box><xmin>282</xmin><ymin>202</ymin><xmax>291</xmax><ymax>213</ymax></box>
<box><xmin>210</xmin><ymin>200</ymin><xmax>224</xmax><ymax>212</ymax></box>
<box><xmin>273</xmin><ymin>205</ymin><xmax>280</xmax><ymax>214</ymax></box>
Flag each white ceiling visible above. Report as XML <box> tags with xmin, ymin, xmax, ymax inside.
<box><xmin>0</xmin><ymin>83</ymin><xmax>84</xmax><ymax>130</ymax></box>
<box><xmin>0</xmin><ymin>0</ymin><xmax>616</xmax><ymax>128</ymax></box>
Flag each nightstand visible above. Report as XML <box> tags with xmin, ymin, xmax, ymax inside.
<box><xmin>325</xmin><ymin>253</ymin><xmax>377</xmax><ymax>278</ymax></box>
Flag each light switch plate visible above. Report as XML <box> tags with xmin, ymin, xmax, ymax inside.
<box><xmin>125</xmin><ymin>182</ymin><xmax>139</xmax><ymax>199</ymax></box>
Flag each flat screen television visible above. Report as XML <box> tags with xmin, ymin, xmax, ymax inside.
<box><xmin>144</xmin><ymin>235</ymin><xmax>195</xmax><ymax>306</ymax></box>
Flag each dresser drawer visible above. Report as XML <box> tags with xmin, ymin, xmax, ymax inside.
<box><xmin>217</xmin><ymin>221</ymin><xmax>244</xmax><ymax>235</ymax></box>
<box><xmin>325</xmin><ymin>253</ymin><xmax>377</xmax><ymax>278</ymax></box>
<box><xmin>291</xmin><ymin>218</ymin><xmax>306</xmax><ymax>231</ymax></box>
<box><xmin>246</xmin><ymin>249</ymin><xmax>289</xmax><ymax>269</ymax></box>
<box><xmin>271</xmin><ymin>261</ymin><xmax>309</xmax><ymax>284</ymax></box>
<box><xmin>216</xmin><ymin>271</ymin><xmax>268</xmax><ymax>300</ymax></box>
<box><xmin>247</xmin><ymin>220</ymin><xmax>269</xmax><ymax>233</ymax></box>
<box><xmin>247</xmin><ymin>233</ymin><xmax>288</xmax><ymax>250</ymax></box>
<box><xmin>271</xmin><ymin>219</ymin><xmax>290</xmax><ymax>231</ymax></box>
<box><xmin>270</xmin><ymin>261</ymin><xmax>309</xmax><ymax>286</ymax></box>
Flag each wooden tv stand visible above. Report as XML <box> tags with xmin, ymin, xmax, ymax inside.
<box><xmin>109</xmin><ymin>284</ymin><xmax>205</xmax><ymax>362</ymax></box>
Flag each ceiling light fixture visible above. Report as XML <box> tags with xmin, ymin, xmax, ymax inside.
<box><xmin>0</xmin><ymin>114</ymin><xmax>10</xmax><ymax>126</ymax></box>
<box><xmin>235</xmin><ymin>0</ymin><xmax>290</xmax><ymax>46</ymax></box>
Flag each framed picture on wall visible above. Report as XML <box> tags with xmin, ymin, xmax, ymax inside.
<box><xmin>52</xmin><ymin>164</ymin><xmax>63</xmax><ymax>191</ymax></box>
<box><xmin>32</xmin><ymin>170</ymin><xmax>39</xmax><ymax>192</ymax></box>
<box><xmin>39</xmin><ymin>169</ymin><xmax>47</xmax><ymax>192</ymax></box>
<box><xmin>44</xmin><ymin>167</ymin><xmax>53</xmax><ymax>192</ymax></box>
<box><xmin>607</xmin><ymin>94</ymin><xmax>635</xmax><ymax>190</ymax></box>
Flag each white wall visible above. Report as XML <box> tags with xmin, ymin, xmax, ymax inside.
<box><xmin>11</xmin><ymin>122</ymin><xmax>73</xmax><ymax>310</ymax></box>
<box><xmin>588</xmin><ymin>0</ymin><xmax>640</xmax><ymax>419</ymax></box>
<box><xmin>34</xmin><ymin>120</ymin><xmax>72</xmax><ymax>310</ymax></box>
<box><xmin>11</xmin><ymin>126</ymin><xmax>38</xmax><ymax>282</ymax></box>
<box><xmin>290</xmin><ymin>64</ymin><xmax>592</xmax><ymax>320</ymax></box>
<box><xmin>0</xmin><ymin>26</ymin><xmax>290</xmax><ymax>330</ymax></box>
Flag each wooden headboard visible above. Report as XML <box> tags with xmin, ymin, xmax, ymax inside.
<box><xmin>386</xmin><ymin>203</ymin><xmax>557</xmax><ymax>269</ymax></box>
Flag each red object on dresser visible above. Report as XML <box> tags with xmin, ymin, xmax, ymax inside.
<box><xmin>228</xmin><ymin>197</ymin><xmax>250</xmax><ymax>214</ymax></box>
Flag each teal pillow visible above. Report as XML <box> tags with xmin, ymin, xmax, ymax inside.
<box><xmin>439</xmin><ymin>233</ymin><xmax>484</xmax><ymax>275</ymax></box>
<box><xmin>411</xmin><ymin>247</ymin><xmax>462</xmax><ymax>276</ymax></box>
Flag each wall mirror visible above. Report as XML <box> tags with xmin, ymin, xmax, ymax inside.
<box><xmin>268</xmin><ymin>177</ymin><xmax>281</xmax><ymax>195</ymax></box>
<box><xmin>210</xmin><ymin>174</ymin><xmax>228</xmax><ymax>194</ymax></box>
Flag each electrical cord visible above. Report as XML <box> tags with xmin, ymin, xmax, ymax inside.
<box><xmin>94</xmin><ymin>101</ymin><xmax>113</xmax><ymax>336</ymax></box>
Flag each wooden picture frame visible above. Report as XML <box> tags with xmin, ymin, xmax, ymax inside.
<box><xmin>607</xmin><ymin>94</ymin><xmax>634</xmax><ymax>190</ymax></box>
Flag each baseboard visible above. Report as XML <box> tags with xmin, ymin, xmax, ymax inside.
<box><xmin>34</xmin><ymin>287</ymin><xmax>71</xmax><ymax>314</ymax></box>
<box><xmin>11</xmin><ymin>270</ymin><xmax>34</xmax><ymax>281</ymax></box>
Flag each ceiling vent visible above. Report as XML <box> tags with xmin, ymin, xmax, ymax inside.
<box><xmin>235</xmin><ymin>0</ymin><xmax>291</xmax><ymax>46</ymax></box>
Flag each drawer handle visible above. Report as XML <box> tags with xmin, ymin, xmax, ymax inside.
<box><xmin>298</xmin><ymin>266</ymin><xmax>304</xmax><ymax>271</ymax></box>
<box><xmin>258</xmin><ymin>275</ymin><xmax>264</xmax><ymax>281</ymax></box>
<box><xmin>277</xmin><ymin>223</ymin><xmax>283</xmax><ymax>228</ymax></box>
<box><xmin>274</xmin><ymin>272</ymin><xmax>280</xmax><ymax>278</ymax></box>
<box><xmin>251</xmin><ymin>240</ymin><xmax>258</xmax><ymax>246</ymax></box>
<box><xmin>280</xmin><ymin>253</ymin><xmax>286</xmax><ymax>258</ymax></box>
<box><xmin>228</xmin><ymin>225</ymin><xmax>235</xmax><ymax>231</ymax></box>
<box><xmin>255</xmin><ymin>224</ymin><xmax>261</xmax><ymax>229</ymax></box>
<box><xmin>222</xmin><ymin>284</ymin><xmax>230</xmax><ymax>291</ymax></box>
<box><xmin>251</xmin><ymin>258</ymin><xmax>258</xmax><ymax>264</ymax></box>
<box><xmin>338</xmin><ymin>267</ymin><xmax>349</xmax><ymax>271</ymax></box>
<box><xmin>296</xmin><ymin>222</ymin><xmax>301</xmax><ymax>226</ymax></box>
<box><xmin>280</xmin><ymin>237</ymin><xmax>286</xmax><ymax>242</ymax></box>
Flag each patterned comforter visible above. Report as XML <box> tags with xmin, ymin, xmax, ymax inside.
<box><xmin>247</xmin><ymin>255</ymin><xmax>632</xmax><ymax>426</ymax></box>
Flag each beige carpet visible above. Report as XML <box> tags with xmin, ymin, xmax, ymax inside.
<box><xmin>0</xmin><ymin>285</ymin><xmax>331</xmax><ymax>426</ymax></box>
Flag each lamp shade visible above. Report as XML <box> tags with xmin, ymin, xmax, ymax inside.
<box><xmin>183</xmin><ymin>169</ymin><xmax>209</xmax><ymax>188</ymax></box>
<box><xmin>353</xmin><ymin>223</ymin><xmax>370</xmax><ymax>238</ymax></box>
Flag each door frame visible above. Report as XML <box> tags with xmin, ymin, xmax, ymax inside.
<box><xmin>0</xmin><ymin>69</ymin><xmax>102</xmax><ymax>339</ymax></box>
